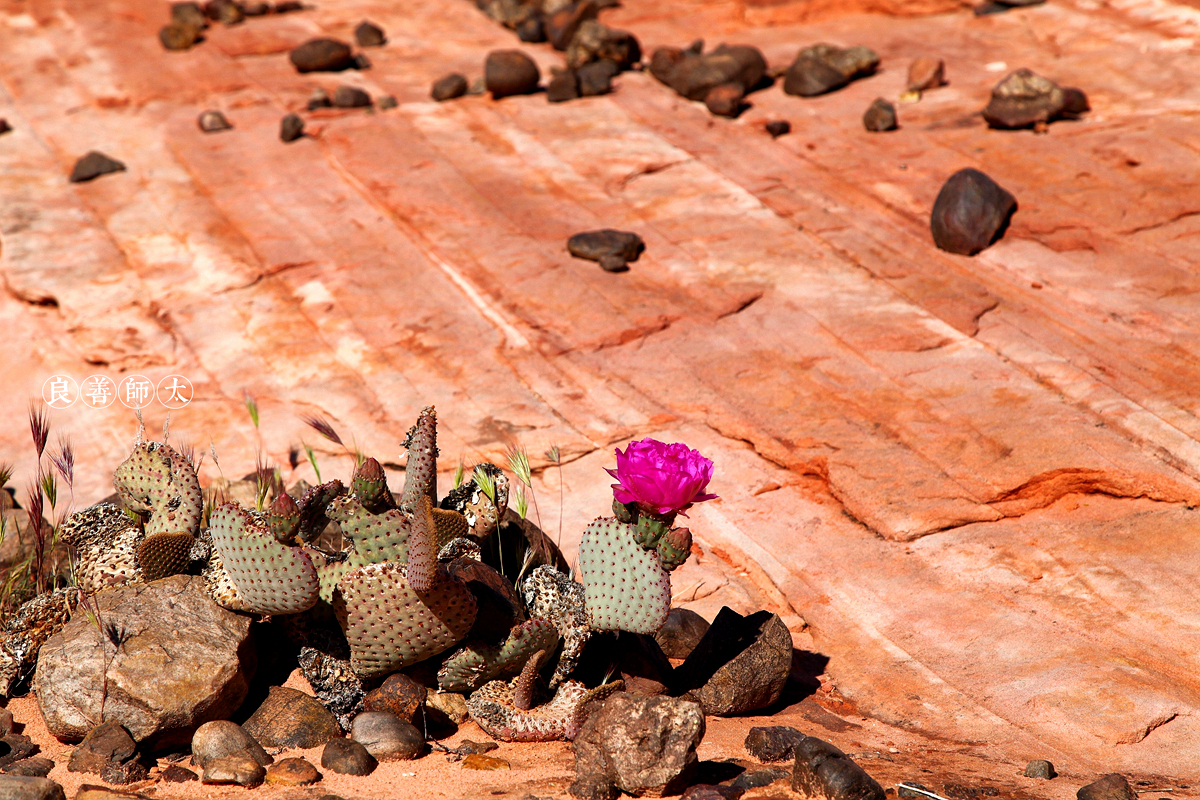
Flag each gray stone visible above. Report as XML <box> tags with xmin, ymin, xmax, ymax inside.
<box><xmin>289</xmin><ymin>38</ymin><xmax>354</xmax><ymax>73</ymax></box>
<box><xmin>792</xmin><ymin>736</ymin><xmax>885</xmax><ymax>800</ymax></box>
<box><xmin>191</xmin><ymin>720</ymin><xmax>272</xmax><ymax>770</ymax></box>
<box><xmin>34</xmin><ymin>575</ymin><xmax>254</xmax><ymax>751</ymax></box>
<box><xmin>930</xmin><ymin>168</ymin><xmax>1017</xmax><ymax>256</ymax></box>
<box><xmin>1077</xmin><ymin>774</ymin><xmax>1136</xmax><ymax>800</ymax></box>
<box><xmin>570</xmin><ymin>693</ymin><xmax>704</xmax><ymax>799</ymax></box>
<box><xmin>202</xmin><ymin>754</ymin><xmax>266</xmax><ymax>787</ymax></box>
<box><xmin>486</xmin><ymin>50</ymin><xmax>541</xmax><ymax>99</ymax></box>
<box><xmin>69</xmin><ymin>152</ymin><xmax>126</xmax><ymax>183</ymax></box>
<box><xmin>321</xmin><ymin>738</ymin><xmax>376</xmax><ymax>776</ymax></box>
<box><xmin>280</xmin><ymin>113</ymin><xmax>305</xmax><ymax>143</ymax></box>
<box><xmin>1024</xmin><ymin>759</ymin><xmax>1056</xmax><ymax>780</ymax></box>
<box><xmin>745</xmin><ymin>726</ymin><xmax>806</xmax><ymax>763</ymax></box>
<box><xmin>350</xmin><ymin>711</ymin><xmax>424</xmax><ymax>761</ymax></box>
<box><xmin>655</xmin><ymin>608</ymin><xmax>710</xmax><ymax>659</ymax></box>
<box><xmin>0</xmin><ymin>776</ymin><xmax>65</xmax><ymax>800</ymax></box>
<box><xmin>862</xmin><ymin>98</ymin><xmax>897</xmax><ymax>132</ymax></box>
<box><xmin>432</xmin><ymin>73</ymin><xmax>469</xmax><ymax>102</ymax></box>
<box><xmin>354</xmin><ymin>20</ymin><xmax>385</xmax><ymax>47</ymax></box>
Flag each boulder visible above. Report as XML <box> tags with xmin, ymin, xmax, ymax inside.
<box><xmin>672</xmin><ymin>608</ymin><xmax>793</xmax><ymax>716</ymax></box>
<box><xmin>35</xmin><ymin>575</ymin><xmax>254</xmax><ymax>751</ymax></box>
<box><xmin>570</xmin><ymin>693</ymin><xmax>704</xmax><ymax>800</ymax></box>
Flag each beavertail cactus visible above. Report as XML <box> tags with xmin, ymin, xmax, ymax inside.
<box><xmin>207</xmin><ymin>503</ymin><xmax>321</xmax><ymax>615</ymax></box>
<box><xmin>578</xmin><ymin>518</ymin><xmax>672</xmax><ymax>635</ymax></box>
<box><xmin>352</xmin><ymin>457</ymin><xmax>395</xmax><ymax>513</ymax></box>
<box><xmin>467</xmin><ymin>677</ymin><xmax>625</xmax><ymax>742</ymax></box>
<box><xmin>400</xmin><ymin>406</ymin><xmax>438</xmax><ymax>513</ymax></box>
<box><xmin>437</xmin><ymin>617</ymin><xmax>560</xmax><ymax>693</ymax></box>
<box><xmin>114</xmin><ymin>441</ymin><xmax>203</xmax><ymax>537</ymax></box>
<box><xmin>522</xmin><ymin>566</ymin><xmax>591</xmax><ymax>687</ymax></box>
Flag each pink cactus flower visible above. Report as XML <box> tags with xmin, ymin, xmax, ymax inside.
<box><xmin>605</xmin><ymin>439</ymin><xmax>717</xmax><ymax>516</ymax></box>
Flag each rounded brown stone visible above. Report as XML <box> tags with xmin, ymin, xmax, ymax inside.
<box><xmin>243</xmin><ymin>686</ymin><xmax>342</xmax><ymax>749</ymax></box>
<box><xmin>265</xmin><ymin>757</ymin><xmax>321</xmax><ymax>786</ymax></box>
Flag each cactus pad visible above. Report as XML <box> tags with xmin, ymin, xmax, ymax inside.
<box><xmin>521</xmin><ymin>566</ymin><xmax>591</xmax><ymax>687</ymax></box>
<box><xmin>352</xmin><ymin>457</ymin><xmax>394</xmax><ymax>513</ymax></box>
<box><xmin>337</xmin><ymin>561</ymin><xmax>477</xmax><ymax>678</ymax></box>
<box><xmin>433</xmin><ymin>508</ymin><xmax>469</xmax><ymax>548</ymax></box>
<box><xmin>327</xmin><ymin>496</ymin><xmax>412</xmax><ymax>568</ymax></box>
<box><xmin>137</xmin><ymin>531</ymin><xmax>196</xmax><ymax>581</ymax></box>
<box><xmin>400</xmin><ymin>407</ymin><xmax>438</xmax><ymax>513</ymax></box>
<box><xmin>578</xmin><ymin>518</ymin><xmax>672</xmax><ymax>635</ymax></box>
<box><xmin>437</xmin><ymin>618</ymin><xmax>560</xmax><ymax>693</ymax></box>
<box><xmin>208</xmin><ymin>504</ymin><xmax>320</xmax><ymax>615</ymax></box>
<box><xmin>467</xmin><ymin>678</ymin><xmax>625</xmax><ymax>742</ymax></box>
<box><xmin>297</xmin><ymin>480</ymin><xmax>346</xmax><ymax>544</ymax></box>
<box><xmin>406</xmin><ymin>495</ymin><xmax>438</xmax><ymax>594</ymax></box>
<box><xmin>59</xmin><ymin>503</ymin><xmax>144</xmax><ymax>593</ymax></box>
<box><xmin>113</xmin><ymin>441</ymin><xmax>202</xmax><ymax>537</ymax></box>
<box><xmin>269</xmin><ymin>493</ymin><xmax>301</xmax><ymax>545</ymax></box>
<box><xmin>656</xmin><ymin>526</ymin><xmax>692</xmax><ymax>572</ymax></box>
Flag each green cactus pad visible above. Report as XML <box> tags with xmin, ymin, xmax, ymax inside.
<box><xmin>269</xmin><ymin>493</ymin><xmax>301</xmax><ymax>545</ymax></box>
<box><xmin>633</xmin><ymin>511</ymin><xmax>674</xmax><ymax>549</ymax></box>
<box><xmin>137</xmin><ymin>531</ymin><xmax>195</xmax><ymax>581</ymax></box>
<box><xmin>437</xmin><ymin>618</ymin><xmax>560</xmax><ymax>693</ymax></box>
<box><xmin>337</xmin><ymin>561</ymin><xmax>477</xmax><ymax>678</ymax></box>
<box><xmin>656</xmin><ymin>526</ymin><xmax>692</xmax><ymax>572</ymax></box>
<box><xmin>400</xmin><ymin>407</ymin><xmax>438</xmax><ymax>513</ymax></box>
<box><xmin>327</xmin><ymin>496</ymin><xmax>412</xmax><ymax>568</ymax></box>
<box><xmin>352</xmin><ymin>457</ymin><xmax>394</xmax><ymax>513</ymax></box>
<box><xmin>209</xmin><ymin>503</ymin><xmax>320</xmax><ymax>615</ymax></box>
<box><xmin>578</xmin><ymin>517</ymin><xmax>672</xmax><ymax>635</ymax></box>
<box><xmin>113</xmin><ymin>442</ymin><xmax>202</xmax><ymax>537</ymax></box>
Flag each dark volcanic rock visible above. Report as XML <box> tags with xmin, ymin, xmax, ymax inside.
<box><xmin>547</xmin><ymin>0</ymin><xmax>598</xmax><ymax>51</ymax></box>
<box><xmin>34</xmin><ymin>575</ymin><xmax>253</xmax><ymax>750</ymax></box>
<box><xmin>0</xmin><ymin>119</ymin><xmax>10</xmax><ymax>136</ymax></box>
<box><xmin>274</xmin><ymin>0</ymin><xmax>304</xmax><ymax>11</ymax></box>
<box><xmin>982</xmin><ymin>68</ymin><xmax>1087</xmax><ymax>129</ymax></box>
<box><xmin>289</xmin><ymin>38</ymin><xmax>354</xmax><ymax>73</ymax></box>
<box><xmin>783</xmin><ymin>43</ymin><xmax>879</xmax><ymax>97</ymax></box>
<box><xmin>68</xmin><ymin>721</ymin><xmax>137</xmax><ymax>775</ymax></box>
<box><xmin>745</xmin><ymin>725</ymin><xmax>807</xmax><ymax>763</ymax></box>
<box><xmin>792</xmin><ymin>736</ymin><xmax>886</xmax><ymax>800</ymax></box>
<box><xmin>765</xmin><ymin>120</ymin><xmax>791</xmax><ymax>138</ymax></box>
<box><xmin>432</xmin><ymin>73</ymin><xmax>469</xmax><ymax>102</ymax></box>
<box><xmin>485</xmin><ymin>50</ymin><xmax>541</xmax><ymax>99</ymax></box>
<box><xmin>663</xmin><ymin>44</ymin><xmax>766</xmax><ymax>102</ymax></box>
<box><xmin>705</xmin><ymin>82</ymin><xmax>745</xmax><ymax>118</ymax></box>
<box><xmin>615</xmin><ymin>632</ymin><xmax>674</xmax><ymax>695</ymax></box>
<box><xmin>578</xmin><ymin>59</ymin><xmax>619</xmax><ymax>97</ymax></box>
<box><xmin>672</xmin><ymin>607</ymin><xmax>793</xmax><ymax>716</ymax></box>
<box><xmin>363</xmin><ymin>673</ymin><xmax>426</xmax><ymax>724</ymax></box>
<box><xmin>99</xmin><ymin>759</ymin><xmax>148</xmax><ymax>784</ymax></box>
<box><xmin>350</xmin><ymin>712</ymin><xmax>424</xmax><ymax>761</ymax></box>
<box><xmin>321</xmin><ymin>738</ymin><xmax>376</xmax><ymax>776</ymax></box>
<box><xmin>566</xmin><ymin>20</ymin><xmax>640</xmax><ymax>70</ymax></box>
<box><xmin>930</xmin><ymin>168</ymin><xmax>1017</xmax><ymax>256</ymax></box>
<box><xmin>0</xmin><ymin>735</ymin><xmax>38</xmax><ymax>769</ymax></box>
<box><xmin>655</xmin><ymin>608</ymin><xmax>710</xmax><ymax>659</ymax></box>
<box><xmin>547</xmin><ymin>70</ymin><xmax>580</xmax><ymax>103</ymax></box>
<box><xmin>862</xmin><ymin>98</ymin><xmax>897</xmax><ymax>132</ymax></box>
<box><xmin>280</xmin><ymin>113</ymin><xmax>305</xmax><ymax>143</ymax></box>
<box><xmin>571</xmin><ymin>693</ymin><xmax>704</xmax><ymax>800</ymax></box>
<box><xmin>1077</xmin><ymin>774</ymin><xmax>1136</xmax><ymax>800</ymax></box>
<box><xmin>1024</xmin><ymin>760</ymin><xmax>1056</xmax><ymax>779</ymax></box>
<box><xmin>567</xmin><ymin>229</ymin><xmax>645</xmax><ymax>269</ymax></box>
<box><xmin>243</xmin><ymin>686</ymin><xmax>342</xmax><ymax>749</ymax></box>
<box><xmin>191</xmin><ymin>720</ymin><xmax>272</xmax><ymax>770</ymax></box>
<box><xmin>197</xmin><ymin>110</ymin><xmax>232</xmax><ymax>132</ymax></box>
<box><xmin>159</xmin><ymin>23</ymin><xmax>202</xmax><ymax>51</ymax></box>
<box><xmin>354</xmin><ymin>20</ymin><xmax>385</xmax><ymax>47</ymax></box>
<box><xmin>332</xmin><ymin>86</ymin><xmax>372</xmax><ymax>108</ymax></box>
<box><xmin>731</xmin><ymin>767</ymin><xmax>791</xmax><ymax>790</ymax></box>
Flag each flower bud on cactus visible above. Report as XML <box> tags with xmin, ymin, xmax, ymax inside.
<box><xmin>633</xmin><ymin>510</ymin><xmax>675</xmax><ymax>550</ymax></box>
<box><xmin>352</xmin><ymin>457</ymin><xmax>393</xmax><ymax>512</ymax></box>
<box><xmin>269</xmin><ymin>492</ymin><xmax>301</xmax><ymax>545</ymax></box>
<box><xmin>612</xmin><ymin>498</ymin><xmax>638</xmax><ymax>523</ymax></box>
<box><xmin>656</xmin><ymin>526</ymin><xmax>692</xmax><ymax>571</ymax></box>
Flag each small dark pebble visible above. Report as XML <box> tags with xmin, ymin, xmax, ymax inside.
<box><xmin>1077</xmin><ymin>774</ymin><xmax>1136</xmax><ymax>800</ymax></box>
<box><xmin>290</xmin><ymin>38</ymin><xmax>354</xmax><ymax>73</ymax></box>
<box><xmin>578</xmin><ymin>59</ymin><xmax>619</xmax><ymax>97</ymax></box>
<box><xmin>353</xmin><ymin>53</ymin><xmax>371</xmax><ymax>70</ymax></box>
<box><xmin>321</xmin><ymin>739</ymin><xmax>376</xmax><ymax>776</ymax></box>
<box><xmin>930</xmin><ymin>167</ymin><xmax>1016</xmax><ymax>256</ymax></box>
<box><xmin>456</xmin><ymin>740</ymin><xmax>499</xmax><ymax>756</ymax></box>
<box><xmin>307</xmin><ymin>88</ymin><xmax>332</xmax><ymax>109</ymax></box>
<box><xmin>70</xmin><ymin>151</ymin><xmax>126</xmax><ymax>183</ymax></box>
<box><xmin>197</xmin><ymin>110</ymin><xmax>232</xmax><ymax>132</ymax></box>
<box><xmin>377</xmin><ymin>95</ymin><xmax>397</xmax><ymax>110</ymax></box>
<box><xmin>280</xmin><ymin>113</ymin><xmax>305</xmax><ymax>143</ymax></box>
<box><xmin>1024</xmin><ymin>760</ymin><xmax>1056</xmax><ymax>780</ymax></box>
<box><xmin>162</xmin><ymin>764</ymin><xmax>199</xmax><ymax>782</ymax></box>
<box><xmin>517</xmin><ymin>17</ymin><xmax>546</xmax><ymax>43</ymax></box>
<box><xmin>274</xmin><ymin>0</ymin><xmax>304</xmax><ymax>11</ymax></box>
<box><xmin>485</xmin><ymin>50</ymin><xmax>541</xmax><ymax>99</ymax></box>
<box><xmin>332</xmin><ymin>86</ymin><xmax>372</xmax><ymax>108</ymax></box>
<box><xmin>209</xmin><ymin>0</ymin><xmax>244</xmax><ymax>26</ymax></box>
<box><xmin>159</xmin><ymin>23</ymin><xmax>202</xmax><ymax>51</ymax></box>
<box><xmin>705</xmin><ymin>82</ymin><xmax>745</xmax><ymax>118</ymax></box>
<box><xmin>729</xmin><ymin>768</ymin><xmax>790</xmax><ymax>791</ymax></box>
<box><xmin>3</xmin><ymin>757</ymin><xmax>55</xmax><ymax>778</ymax></box>
<box><xmin>567</xmin><ymin>229</ymin><xmax>644</xmax><ymax>268</ymax></box>
<box><xmin>354</xmin><ymin>20</ymin><xmax>386</xmax><ymax>47</ymax></box>
<box><xmin>765</xmin><ymin>120</ymin><xmax>791</xmax><ymax>138</ymax></box>
<box><xmin>682</xmin><ymin>785</ymin><xmax>744</xmax><ymax>800</ymax></box>
<box><xmin>862</xmin><ymin>97</ymin><xmax>897</xmax><ymax>132</ymax></box>
<box><xmin>172</xmin><ymin>2</ymin><xmax>207</xmax><ymax>26</ymax></box>
<box><xmin>244</xmin><ymin>2</ymin><xmax>270</xmax><ymax>15</ymax></box>
<box><xmin>0</xmin><ymin>119</ymin><xmax>10</xmax><ymax>136</ymax></box>
<box><xmin>318</xmin><ymin>796</ymin><xmax>349</xmax><ymax>800</ymax></box>
<box><xmin>547</xmin><ymin>70</ymin><xmax>579</xmax><ymax>103</ymax></box>
<box><xmin>745</xmin><ymin>726</ymin><xmax>806</xmax><ymax>763</ymax></box>
<box><xmin>431</xmin><ymin>73</ymin><xmax>469</xmax><ymax>102</ymax></box>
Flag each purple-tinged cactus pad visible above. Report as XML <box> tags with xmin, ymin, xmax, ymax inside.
<box><xmin>209</xmin><ymin>503</ymin><xmax>320</xmax><ymax>615</ymax></box>
<box><xmin>467</xmin><ymin>678</ymin><xmax>625</xmax><ymax>742</ymax></box>
<box><xmin>407</xmin><ymin>496</ymin><xmax>438</xmax><ymax>594</ymax></box>
<box><xmin>113</xmin><ymin>441</ymin><xmax>202</xmax><ymax>537</ymax></box>
<box><xmin>400</xmin><ymin>406</ymin><xmax>438</xmax><ymax>513</ymax></box>
<box><xmin>337</xmin><ymin>561</ymin><xmax>477</xmax><ymax>678</ymax></box>
<box><xmin>137</xmin><ymin>531</ymin><xmax>195</xmax><ymax>581</ymax></box>
<box><xmin>437</xmin><ymin>617</ymin><xmax>560</xmax><ymax>693</ymax></box>
<box><xmin>578</xmin><ymin>517</ymin><xmax>672</xmax><ymax>635</ymax></box>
